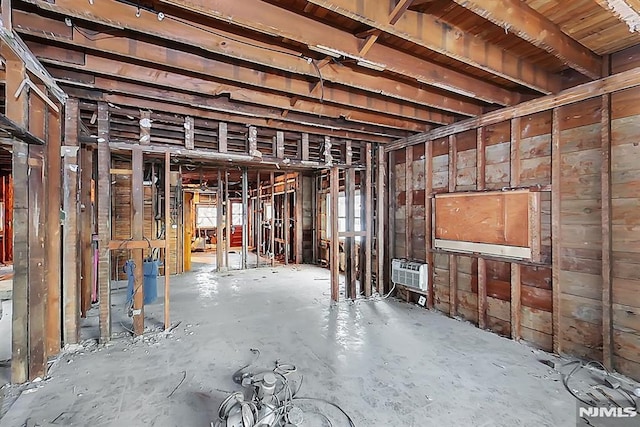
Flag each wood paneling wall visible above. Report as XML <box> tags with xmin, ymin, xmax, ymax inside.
<box><xmin>388</xmin><ymin>46</ymin><xmax>640</xmax><ymax>380</ymax></box>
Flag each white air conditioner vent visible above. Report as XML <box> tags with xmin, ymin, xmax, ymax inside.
<box><xmin>391</xmin><ymin>259</ymin><xmax>429</xmax><ymax>291</ymax></box>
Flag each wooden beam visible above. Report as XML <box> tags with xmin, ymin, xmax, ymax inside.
<box><xmin>551</xmin><ymin>107</ymin><xmax>561</xmax><ymax>353</ymax></box>
<box><xmin>184</xmin><ymin>116</ymin><xmax>194</xmax><ymax>150</ymax></box>
<box><xmin>425</xmin><ymin>139</ymin><xmax>434</xmax><ymax>309</ymax></box>
<box><xmin>295</xmin><ymin>173</ymin><xmax>303</xmax><ymax>264</ymax></box>
<box><xmin>476</xmin><ymin>128</ymin><xmax>486</xmax><ymax>190</ymax></box>
<box><xmin>97</xmin><ymin>102</ymin><xmax>111</xmax><ymax>343</ymax></box>
<box><xmin>80</xmin><ymin>146</ymin><xmax>93</xmax><ymax>318</ymax></box>
<box><xmin>131</xmin><ymin>148</ymin><xmax>144</xmax><ymax>335</ymax></box>
<box><xmin>146</xmin><ymin>0</ymin><xmax>518</xmax><ymax>105</ymax></box>
<box><xmin>478</xmin><ymin>258</ymin><xmax>487</xmax><ymax>328</ymax></box>
<box><xmin>405</xmin><ymin>145</ymin><xmax>413</xmax><ymax>259</ymax></box>
<box><xmin>270</xmin><ymin>171</ymin><xmax>275</xmax><ymax>267</ymax></box>
<box><xmin>108</xmin><ymin>240</ymin><xmax>167</xmax><ymax>250</ymax></box>
<box><xmin>225</xmin><ymin>169</ymin><xmax>231</xmax><ymax>268</ymax></box>
<box><xmin>387</xmin><ymin>150</ymin><xmax>396</xmax><ymax>294</ymax></box>
<box><xmin>601</xmin><ymin>92</ymin><xmax>613</xmax><ymax>370</ymax></box>
<box><xmin>301</xmin><ymin>133</ymin><xmax>310</xmax><ymax>161</ymax></box>
<box><xmin>387</xmin><ymin>65</ymin><xmax>640</xmax><ymax>151</ymax></box>
<box><xmin>283</xmin><ymin>170</ymin><xmax>290</xmax><ymax>265</ymax></box>
<box><xmin>346</xmin><ymin>149</ymin><xmax>356</xmax><ymax>298</ymax></box>
<box><xmin>218</xmin><ymin>122</ymin><xmax>227</xmax><ymax>153</ymax></box>
<box><xmin>276</xmin><ymin>131</ymin><xmax>285</xmax><ymax>159</ymax></box>
<box><xmin>11</xmin><ymin>141</ymin><xmax>28</xmax><ymax>383</ymax></box>
<box><xmin>45</xmin><ymin>105</ymin><xmax>62</xmax><ymax>357</ymax></box>
<box><xmin>510</xmin><ymin>117</ymin><xmax>521</xmax><ymax>188</ymax></box>
<box><xmin>448</xmin><ymin>135</ymin><xmax>457</xmax><ymax>193</ymax></box>
<box><xmin>376</xmin><ymin>145</ymin><xmax>386</xmax><ymax>294</ymax></box>
<box><xmin>242</xmin><ymin>167</ymin><xmax>249</xmax><ymax>269</ymax></box>
<box><xmin>164</xmin><ymin>152</ymin><xmax>171</xmax><ymax>329</ymax></box>
<box><xmin>324</xmin><ymin>136</ymin><xmax>333</xmax><ymax>165</ymax></box>
<box><xmin>450</xmin><ymin>0</ymin><xmax>601</xmax><ymax>79</ymax></box>
<box><xmin>364</xmin><ymin>143</ymin><xmax>373</xmax><ymax>297</ymax></box>
<box><xmin>62</xmin><ymin>98</ymin><xmax>80</xmax><ymax>345</ymax></box>
<box><xmin>304</xmin><ymin>0</ymin><xmax>559</xmax><ymax>93</ymax></box>
<box><xmin>21</xmin><ymin>32</ymin><xmax>465</xmax><ymax>123</ymax></box>
<box><xmin>510</xmin><ymin>262</ymin><xmax>521</xmax><ymax>340</ymax></box>
<box><xmin>216</xmin><ymin>169</ymin><xmax>223</xmax><ymax>271</ymax></box>
<box><xmin>330</xmin><ymin>166</ymin><xmax>340</xmax><ymax>301</ymax></box>
<box><xmin>139</xmin><ymin>110</ymin><xmax>151</xmax><ymax>145</ymax></box>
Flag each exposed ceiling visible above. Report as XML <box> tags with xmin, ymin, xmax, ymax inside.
<box><xmin>10</xmin><ymin>0</ymin><xmax>640</xmax><ymax>146</ymax></box>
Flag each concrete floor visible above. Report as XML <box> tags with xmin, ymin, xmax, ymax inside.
<box><xmin>0</xmin><ymin>261</ymin><xmax>598</xmax><ymax>426</ymax></box>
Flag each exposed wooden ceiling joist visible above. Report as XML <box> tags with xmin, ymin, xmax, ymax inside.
<box><xmin>594</xmin><ymin>0</ymin><xmax>640</xmax><ymax>32</ymax></box>
<box><xmin>153</xmin><ymin>0</ymin><xmax>520</xmax><ymax>105</ymax></box>
<box><xmin>27</xmin><ymin>42</ymin><xmax>443</xmax><ymax>132</ymax></box>
<box><xmin>300</xmin><ymin>0</ymin><xmax>561</xmax><ymax>94</ymax></box>
<box><xmin>13</xmin><ymin>10</ymin><xmax>480</xmax><ymax>118</ymax></box>
<box><xmin>451</xmin><ymin>0</ymin><xmax>602</xmax><ymax>79</ymax></box>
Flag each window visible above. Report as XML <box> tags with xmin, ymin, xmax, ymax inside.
<box><xmin>326</xmin><ymin>191</ymin><xmax>361</xmax><ymax>240</ymax></box>
<box><xmin>196</xmin><ymin>205</ymin><xmax>217</xmax><ymax>228</ymax></box>
<box><xmin>232</xmin><ymin>202</ymin><xmax>244</xmax><ymax>226</ymax></box>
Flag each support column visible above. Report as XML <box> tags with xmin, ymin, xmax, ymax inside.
<box><xmin>62</xmin><ymin>98</ymin><xmax>81</xmax><ymax>345</ymax></box>
<box><xmin>242</xmin><ymin>167</ymin><xmax>249</xmax><ymax>269</ymax></box>
<box><xmin>131</xmin><ymin>148</ymin><xmax>144</xmax><ymax>335</ymax></box>
<box><xmin>330</xmin><ymin>167</ymin><xmax>340</xmax><ymax>302</ymax></box>
<box><xmin>216</xmin><ymin>169</ymin><xmax>224</xmax><ymax>271</ymax></box>
<box><xmin>602</xmin><ymin>92</ymin><xmax>613</xmax><ymax>370</ymax></box>
<box><xmin>80</xmin><ymin>146</ymin><xmax>93</xmax><ymax>318</ymax></box>
<box><xmin>364</xmin><ymin>143</ymin><xmax>373</xmax><ymax>297</ymax></box>
<box><xmin>551</xmin><ymin>108</ymin><xmax>561</xmax><ymax>353</ymax></box>
<box><xmin>97</xmin><ymin>102</ymin><xmax>111</xmax><ymax>343</ymax></box>
<box><xmin>510</xmin><ymin>117</ymin><xmax>522</xmax><ymax>341</ymax></box>
<box><xmin>164</xmin><ymin>152</ymin><xmax>171</xmax><ymax>329</ymax></box>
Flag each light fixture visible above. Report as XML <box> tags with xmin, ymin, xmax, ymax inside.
<box><xmin>64</xmin><ymin>17</ymin><xmax>72</xmax><ymax>27</ymax></box>
<box><xmin>308</xmin><ymin>44</ymin><xmax>343</xmax><ymax>58</ymax></box>
<box><xmin>157</xmin><ymin>12</ymin><xmax>165</xmax><ymax>21</ymax></box>
<box><xmin>88</xmin><ymin>0</ymin><xmax>94</xmax><ymax>4</ymax></box>
<box><xmin>356</xmin><ymin>59</ymin><xmax>386</xmax><ymax>71</ymax></box>
<box><xmin>135</xmin><ymin>7</ymin><xmax>141</xmax><ymax>18</ymax></box>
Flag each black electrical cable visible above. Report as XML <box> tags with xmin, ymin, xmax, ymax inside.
<box><xmin>292</xmin><ymin>397</ymin><xmax>356</xmax><ymax>427</ymax></box>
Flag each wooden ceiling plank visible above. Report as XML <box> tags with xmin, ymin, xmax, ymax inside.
<box><xmin>593</xmin><ymin>0</ymin><xmax>640</xmax><ymax>33</ymax></box>
<box><xmin>451</xmin><ymin>0</ymin><xmax>602</xmax><ymax>79</ymax></box>
<box><xmin>27</xmin><ymin>42</ymin><xmax>444</xmax><ymax>129</ymax></box>
<box><xmin>14</xmin><ymin>8</ymin><xmax>481</xmax><ymax>117</ymax></box>
<box><xmin>152</xmin><ymin>0</ymin><xmax>519</xmax><ymax>105</ymax></box>
<box><xmin>302</xmin><ymin>0</ymin><xmax>561</xmax><ymax>93</ymax></box>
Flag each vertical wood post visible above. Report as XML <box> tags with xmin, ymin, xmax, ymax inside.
<box><xmin>45</xmin><ymin>105</ymin><xmax>62</xmax><ymax>356</ymax></box>
<box><xmin>97</xmin><ymin>102</ymin><xmax>111</xmax><ymax>343</ymax></box>
<box><xmin>301</xmin><ymin>133</ymin><xmax>309</xmax><ymax>161</ymax></box>
<box><xmin>80</xmin><ymin>147</ymin><xmax>93</xmax><ymax>318</ymax></box>
<box><xmin>184</xmin><ymin>116</ymin><xmax>194</xmax><ymax>150</ymax></box>
<box><xmin>376</xmin><ymin>145</ymin><xmax>386</xmax><ymax>294</ymax></box>
<box><xmin>425</xmin><ymin>140</ymin><xmax>434</xmax><ymax>308</ymax></box>
<box><xmin>476</xmin><ymin>128</ymin><xmax>487</xmax><ymax>328</ymax></box>
<box><xmin>551</xmin><ymin>108</ymin><xmax>561</xmax><ymax>353</ymax></box>
<box><xmin>270</xmin><ymin>172</ymin><xmax>275</xmax><ymax>267</ymax></box>
<box><xmin>276</xmin><ymin>131</ymin><xmax>285</xmax><ymax>159</ymax></box>
<box><xmin>387</xmin><ymin>150</ymin><xmax>395</xmax><ymax>294</ymax></box>
<box><xmin>510</xmin><ymin>117</ymin><xmax>522</xmax><ymax>340</ymax></box>
<box><xmin>164</xmin><ymin>152</ymin><xmax>171</xmax><ymax>329</ymax></box>
<box><xmin>405</xmin><ymin>146</ymin><xmax>413</xmax><ymax>260</ymax></box>
<box><xmin>256</xmin><ymin>171</ymin><xmax>262</xmax><ymax>268</ymax></box>
<box><xmin>131</xmin><ymin>148</ymin><xmax>144</xmax><ymax>335</ymax></box>
<box><xmin>242</xmin><ymin>167</ymin><xmax>249</xmax><ymax>269</ymax></box>
<box><xmin>219</xmin><ymin>122</ymin><xmax>228</xmax><ymax>153</ymax></box>
<box><xmin>448</xmin><ymin>135</ymin><xmax>458</xmax><ymax>316</ymax></box>
<box><xmin>216</xmin><ymin>169</ymin><xmax>224</xmax><ymax>271</ymax></box>
<box><xmin>225</xmin><ymin>169</ymin><xmax>231</xmax><ymax>268</ymax></box>
<box><xmin>476</xmin><ymin>128</ymin><xmax>486</xmax><ymax>190</ymax></box>
<box><xmin>330</xmin><ymin>167</ymin><xmax>340</xmax><ymax>302</ymax></box>
<box><xmin>295</xmin><ymin>173</ymin><xmax>304</xmax><ymax>264</ymax></box>
<box><xmin>139</xmin><ymin>110</ymin><xmax>151</xmax><ymax>145</ymax></box>
<box><xmin>601</xmin><ymin>92</ymin><xmax>613</xmax><ymax>370</ymax></box>
<box><xmin>284</xmin><ymin>172</ymin><xmax>290</xmax><ymax>265</ymax></box>
<box><xmin>62</xmin><ymin>98</ymin><xmax>80</xmax><ymax>345</ymax></box>
<box><xmin>364</xmin><ymin>143</ymin><xmax>373</xmax><ymax>297</ymax></box>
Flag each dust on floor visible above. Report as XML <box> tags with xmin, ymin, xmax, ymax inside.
<box><xmin>0</xmin><ymin>263</ymin><xmax>615</xmax><ymax>426</ymax></box>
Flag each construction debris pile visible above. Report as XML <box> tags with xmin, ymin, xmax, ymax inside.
<box><xmin>213</xmin><ymin>349</ymin><xmax>355</xmax><ymax>427</ymax></box>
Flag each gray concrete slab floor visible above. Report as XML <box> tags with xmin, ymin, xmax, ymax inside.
<box><xmin>0</xmin><ymin>262</ymin><xmax>582</xmax><ymax>426</ymax></box>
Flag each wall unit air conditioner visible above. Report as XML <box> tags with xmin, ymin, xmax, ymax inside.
<box><xmin>391</xmin><ymin>259</ymin><xmax>429</xmax><ymax>291</ymax></box>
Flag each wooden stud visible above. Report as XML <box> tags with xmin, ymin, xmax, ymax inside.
<box><xmin>510</xmin><ymin>262</ymin><xmax>522</xmax><ymax>340</ymax></box>
<box><xmin>184</xmin><ymin>116</ymin><xmax>195</xmax><ymax>150</ymax></box>
<box><xmin>405</xmin><ymin>145</ymin><xmax>413</xmax><ymax>259</ymax></box>
<box><xmin>449</xmin><ymin>255</ymin><xmax>458</xmax><ymax>317</ymax></box>
<box><xmin>529</xmin><ymin>191</ymin><xmax>542</xmax><ymax>263</ymax></box>
<box><xmin>364</xmin><ymin>143</ymin><xmax>373</xmax><ymax>297</ymax></box>
<box><xmin>476</xmin><ymin>128</ymin><xmax>486</xmax><ymax>191</ymax></box>
<box><xmin>45</xmin><ymin>105</ymin><xmax>62</xmax><ymax>356</ymax></box>
<box><xmin>80</xmin><ymin>146</ymin><xmax>93</xmax><ymax>318</ymax></box>
<box><xmin>242</xmin><ymin>167</ymin><xmax>249</xmax><ymax>269</ymax></box>
<box><xmin>478</xmin><ymin>257</ymin><xmax>487</xmax><ymax>329</ymax></box>
<box><xmin>270</xmin><ymin>171</ymin><xmax>275</xmax><ymax>267</ymax></box>
<box><xmin>295</xmin><ymin>173</ymin><xmax>303</xmax><ymax>264</ymax></box>
<box><xmin>330</xmin><ymin>167</ymin><xmax>340</xmax><ymax>301</ymax></box>
<box><xmin>97</xmin><ymin>102</ymin><xmax>111</xmax><ymax>343</ymax></box>
<box><xmin>218</xmin><ymin>122</ymin><xmax>227</xmax><ymax>153</ymax></box>
<box><xmin>248</xmin><ymin>126</ymin><xmax>257</xmax><ymax>157</ymax></box>
<box><xmin>510</xmin><ymin>117</ymin><xmax>521</xmax><ymax>188</ymax></box>
<box><xmin>216</xmin><ymin>169</ymin><xmax>224</xmax><ymax>271</ymax></box>
<box><xmin>448</xmin><ymin>135</ymin><xmax>457</xmax><ymax>193</ymax></box>
<box><xmin>601</xmin><ymin>92</ymin><xmax>613</xmax><ymax>370</ymax></box>
<box><xmin>139</xmin><ymin>110</ymin><xmax>151</xmax><ymax>145</ymax></box>
<box><xmin>276</xmin><ymin>131</ymin><xmax>285</xmax><ymax>159</ymax></box>
<box><xmin>225</xmin><ymin>169</ymin><xmax>231</xmax><ymax>268</ymax></box>
<box><xmin>164</xmin><ymin>151</ymin><xmax>171</xmax><ymax>329</ymax></box>
<box><xmin>62</xmin><ymin>98</ymin><xmax>80</xmax><ymax>346</ymax></box>
<box><xmin>301</xmin><ymin>133</ymin><xmax>309</xmax><ymax>161</ymax></box>
<box><xmin>324</xmin><ymin>136</ymin><xmax>333</xmax><ymax>165</ymax></box>
<box><xmin>11</xmin><ymin>141</ymin><xmax>29</xmax><ymax>383</ymax></box>
<box><xmin>551</xmin><ymin>108</ymin><xmax>561</xmax><ymax>353</ymax></box>
<box><xmin>131</xmin><ymin>148</ymin><xmax>144</xmax><ymax>335</ymax></box>
<box><xmin>387</xmin><ymin>150</ymin><xmax>395</xmax><ymax>294</ymax></box>
<box><xmin>425</xmin><ymin>140</ymin><xmax>434</xmax><ymax>309</ymax></box>
<box><xmin>284</xmin><ymin>172</ymin><xmax>290</xmax><ymax>265</ymax></box>
<box><xmin>347</xmin><ymin>169</ymin><xmax>356</xmax><ymax>298</ymax></box>
<box><xmin>256</xmin><ymin>171</ymin><xmax>262</xmax><ymax>268</ymax></box>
